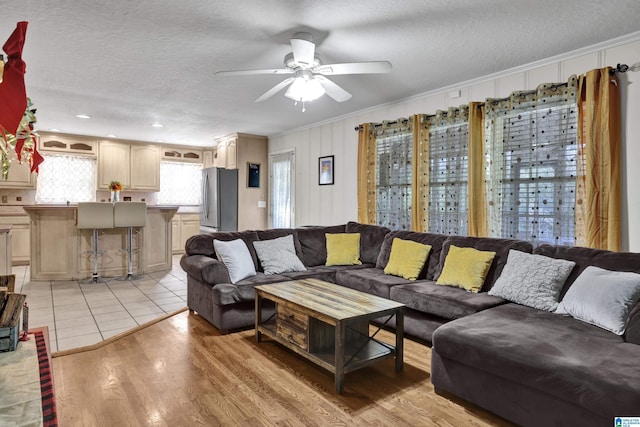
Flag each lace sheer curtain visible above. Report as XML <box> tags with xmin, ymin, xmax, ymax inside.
<box><xmin>35</xmin><ymin>153</ymin><xmax>96</xmax><ymax>203</ymax></box>
<box><xmin>157</xmin><ymin>161</ymin><xmax>202</xmax><ymax>205</ymax></box>
<box><xmin>425</xmin><ymin>107</ymin><xmax>470</xmax><ymax>235</ymax></box>
<box><xmin>270</xmin><ymin>151</ymin><xmax>294</xmax><ymax>228</ymax></box>
<box><xmin>484</xmin><ymin>77</ymin><xmax>579</xmax><ymax>246</ymax></box>
<box><xmin>375</xmin><ymin>121</ymin><xmax>413</xmax><ymax>230</ymax></box>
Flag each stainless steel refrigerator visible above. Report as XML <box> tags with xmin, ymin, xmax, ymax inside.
<box><xmin>200</xmin><ymin>167</ymin><xmax>238</xmax><ymax>232</ymax></box>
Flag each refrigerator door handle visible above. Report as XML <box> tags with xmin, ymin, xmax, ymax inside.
<box><xmin>203</xmin><ymin>173</ymin><xmax>209</xmax><ymax>220</ymax></box>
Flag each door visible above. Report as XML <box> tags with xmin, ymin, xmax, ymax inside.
<box><xmin>269</xmin><ymin>150</ymin><xmax>295</xmax><ymax>228</ymax></box>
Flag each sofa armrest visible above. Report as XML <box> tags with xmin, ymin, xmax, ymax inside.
<box><xmin>180</xmin><ymin>254</ymin><xmax>231</xmax><ymax>285</ymax></box>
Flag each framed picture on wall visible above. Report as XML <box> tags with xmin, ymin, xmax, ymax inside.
<box><xmin>319</xmin><ymin>155</ymin><xmax>334</xmax><ymax>185</ymax></box>
<box><xmin>247</xmin><ymin>162</ymin><xmax>260</xmax><ymax>188</ymax></box>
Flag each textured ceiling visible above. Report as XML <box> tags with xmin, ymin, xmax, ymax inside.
<box><xmin>2</xmin><ymin>0</ymin><xmax>639</xmax><ymax>147</ymax></box>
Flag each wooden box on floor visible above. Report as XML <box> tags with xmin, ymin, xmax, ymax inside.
<box><xmin>0</xmin><ymin>324</ymin><xmax>19</xmax><ymax>352</ymax></box>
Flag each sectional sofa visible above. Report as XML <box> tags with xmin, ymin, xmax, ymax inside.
<box><xmin>180</xmin><ymin>222</ymin><xmax>640</xmax><ymax>426</ymax></box>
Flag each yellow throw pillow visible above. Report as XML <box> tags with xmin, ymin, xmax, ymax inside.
<box><xmin>436</xmin><ymin>245</ymin><xmax>496</xmax><ymax>293</ymax></box>
<box><xmin>326</xmin><ymin>233</ymin><xmax>362</xmax><ymax>266</ymax></box>
<box><xmin>384</xmin><ymin>238</ymin><xmax>432</xmax><ymax>280</ymax></box>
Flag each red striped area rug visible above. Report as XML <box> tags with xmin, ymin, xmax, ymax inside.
<box><xmin>32</xmin><ymin>329</ymin><xmax>57</xmax><ymax>427</ymax></box>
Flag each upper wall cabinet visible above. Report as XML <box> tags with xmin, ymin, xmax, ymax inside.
<box><xmin>38</xmin><ymin>132</ymin><xmax>97</xmax><ymax>156</ymax></box>
<box><xmin>98</xmin><ymin>141</ymin><xmax>160</xmax><ymax>191</ymax></box>
<box><xmin>131</xmin><ymin>144</ymin><xmax>161</xmax><ymax>191</ymax></box>
<box><xmin>0</xmin><ymin>159</ymin><xmax>36</xmax><ymax>189</ymax></box>
<box><xmin>161</xmin><ymin>147</ymin><xmax>203</xmax><ymax>163</ymax></box>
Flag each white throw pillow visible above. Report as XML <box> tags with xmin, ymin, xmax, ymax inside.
<box><xmin>213</xmin><ymin>238</ymin><xmax>257</xmax><ymax>284</ymax></box>
<box><xmin>488</xmin><ymin>250</ymin><xmax>575</xmax><ymax>312</ymax></box>
<box><xmin>253</xmin><ymin>234</ymin><xmax>307</xmax><ymax>275</ymax></box>
<box><xmin>555</xmin><ymin>266</ymin><xmax>640</xmax><ymax>335</ymax></box>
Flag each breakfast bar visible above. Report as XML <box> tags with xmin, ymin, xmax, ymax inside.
<box><xmin>24</xmin><ymin>204</ymin><xmax>178</xmax><ymax>281</ymax></box>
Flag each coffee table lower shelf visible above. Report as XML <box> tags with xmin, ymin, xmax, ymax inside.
<box><xmin>257</xmin><ymin>321</ymin><xmax>397</xmax><ymax>375</ymax></box>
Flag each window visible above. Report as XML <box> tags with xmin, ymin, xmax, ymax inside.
<box><xmin>375</xmin><ymin>124</ymin><xmax>412</xmax><ymax>230</ymax></box>
<box><xmin>269</xmin><ymin>150</ymin><xmax>295</xmax><ymax>228</ymax></box>
<box><xmin>427</xmin><ymin>109</ymin><xmax>469</xmax><ymax>235</ymax></box>
<box><xmin>484</xmin><ymin>81</ymin><xmax>578</xmax><ymax>245</ymax></box>
<box><xmin>35</xmin><ymin>154</ymin><xmax>96</xmax><ymax>203</ymax></box>
<box><xmin>157</xmin><ymin>161</ymin><xmax>202</xmax><ymax>205</ymax></box>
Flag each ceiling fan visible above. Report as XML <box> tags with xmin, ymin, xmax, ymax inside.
<box><xmin>215</xmin><ymin>32</ymin><xmax>392</xmax><ymax>110</ymax></box>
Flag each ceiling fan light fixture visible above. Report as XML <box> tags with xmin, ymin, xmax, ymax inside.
<box><xmin>284</xmin><ymin>76</ymin><xmax>325</xmax><ymax>102</ymax></box>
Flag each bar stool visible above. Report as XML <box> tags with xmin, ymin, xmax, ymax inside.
<box><xmin>114</xmin><ymin>202</ymin><xmax>147</xmax><ymax>280</ymax></box>
<box><xmin>77</xmin><ymin>202</ymin><xmax>114</xmax><ymax>283</ymax></box>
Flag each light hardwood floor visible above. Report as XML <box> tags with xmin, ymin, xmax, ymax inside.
<box><xmin>52</xmin><ymin>311</ymin><xmax>513</xmax><ymax>426</ymax></box>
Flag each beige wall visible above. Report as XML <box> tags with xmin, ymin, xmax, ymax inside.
<box><xmin>269</xmin><ymin>33</ymin><xmax>640</xmax><ymax>251</ymax></box>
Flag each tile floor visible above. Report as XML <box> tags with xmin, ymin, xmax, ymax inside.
<box><xmin>12</xmin><ymin>255</ymin><xmax>187</xmax><ymax>353</ymax></box>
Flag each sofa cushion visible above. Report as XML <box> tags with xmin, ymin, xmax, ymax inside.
<box><xmin>296</xmin><ymin>225</ymin><xmax>345</xmax><ymax>266</ymax></box>
<box><xmin>211</xmin><ymin>273</ymin><xmax>290</xmax><ymax>306</ymax></box>
<box><xmin>384</xmin><ymin>238</ymin><xmax>431</xmax><ymax>280</ymax></box>
<box><xmin>488</xmin><ymin>250</ymin><xmax>576</xmax><ymax>312</ymax></box>
<box><xmin>185</xmin><ymin>230</ymin><xmax>260</xmax><ymax>270</ymax></box>
<box><xmin>345</xmin><ymin>221</ymin><xmax>390</xmax><ymax>264</ymax></box>
<box><xmin>436</xmin><ymin>245</ymin><xmax>496</xmax><ymax>293</ymax></box>
<box><xmin>432</xmin><ymin>303</ymin><xmax>640</xmax><ymax>418</ymax></box>
<box><xmin>336</xmin><ymin>268</ymin><xmax>412</xmax><ymax>298</ymax></box>
<box><xmin>534</xmin><ymin>244</ymin><xmax>640</xmax><ymax>296</ymax></box>
<box><xmin>436</xmin><ymin>236</ymin><xmax>534</xmax><ymax>291</ymax></box>
<box><xmin>326</xmin><ymin>233</ymin><xmax>362</xmax><ymax>266</ymax></box>
<box><xmin>279</xmin><ymin>264</ymin><xmax>373</xmax><ymax>283</ymax></box>
<box><xmin>555</xmin><ymin>266</ymin><xmax>640</xmax><ymax>335</ymax></box>
<box><xmin>256</xmin><ymin>228</ymin><xmax>303</xmax><ymax>258</ymax></box>
<box><xmin>376</xmin><ymin>231</ymin><xmax>447</xmax><ymax>280</ymax></box>
<box><xmin>253</xmin><ymin>235</ymin><xmax>306</xmax><ymax>275</ymax></box>
<box><xmin>390</xmin><ymin>281</ymin><xmax>506</xmax><ymax>320</ymax></box>
<box><xmin>213</xmin><ymin>238</ymin><xmax>257</xmax><ymax>284</ymax></box>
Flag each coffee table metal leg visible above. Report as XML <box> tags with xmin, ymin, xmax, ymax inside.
<box><xmin>395</xmin><ymin>308</ymin><xmax>404</xmax><ymax>372</ymax></box>
<box><xmin>335</xmin><ymin>320</ymin><xmax>345</xmax><ymax>393</ymax></box>
<box><xmin>255</xmin><ymin>293</ymin><xmax>262</xmax><ymax>343</ymax></box>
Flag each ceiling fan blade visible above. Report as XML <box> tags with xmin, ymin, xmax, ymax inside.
<box><xmin>315</xmin><ymin>76</ymin><xmax>352</xmax><ymax>102</ymax></box>
<box><xmin>315</xmin><ymin>61</ymin><xmax>392</xmax><ymax>75</ymax></box>
<box><xmin>290</xmin><ymin>33</ymin><xmax>315</xmax><ymax>67</ymax></box>
<box><xmin>254</xmin><ymin>77</ymin><xmax>295</xmax><ymax>102</ymax></box>
<box><xmin>216</xmin><ymin>68</ymin><xmax>293</xmax><ymax>77</ymax></box>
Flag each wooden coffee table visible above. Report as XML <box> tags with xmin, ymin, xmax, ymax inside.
<box><xmin>255</xmin><ymin>278</ymin><xmax>404</xmax><ymax>393</ymax></box>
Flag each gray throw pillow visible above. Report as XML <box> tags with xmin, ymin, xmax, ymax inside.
<box><xmin>556</xmin><ymin>266</ymin><xmax>640</xmax><ymax>335</ymax></box>
<box><xmin>213</xmin><ymin>238</ymin><xmax>257</xmax><ymax>284</ymax></box>
<box><xmin>488</xmin><ymin>249</ymin><xmax>575</xmax><ymax>312</ymax></box>
<box><xmin>253</xmin><ymin>234</ymin><xmax>307</xmax><ymax>275</ymax></box>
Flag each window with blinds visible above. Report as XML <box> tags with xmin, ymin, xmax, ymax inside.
<box><xmin>484</xmin><ymin>80</ymin><xmax>578</xmax><ymax>245</ymax></box>
<box><xmin>376</xmin><ymin>125</ymin><xmax>412</xmax><ymax>230</ymax></box>
<box><xmin>427</xmin><ymin>109</ymin><xmax>469</xmax><ymax>235</ymax></box>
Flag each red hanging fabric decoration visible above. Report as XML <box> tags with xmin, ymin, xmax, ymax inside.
<box><xmin>30</xmin><ymin>143</ymin><xmax>43</xmax><ymax>173</ymax></box>
<box><xmin>0</xmin><ymin>21</ymin><xmax>28</xmax><ymax>137</ymax></box>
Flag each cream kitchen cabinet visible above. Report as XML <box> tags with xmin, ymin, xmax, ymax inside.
<box><xmin>0</xmin><ymin>215</ymin><xmax>29</xmax><ymax>265</ymax></box>
<box><xmin>0</xmin><ymin>226</ymin><xmax>12</xmax><ymax>275</ymax></box>
<box><xmin>202</xmin><ymin>150</ymin><xmax>214</xmax><ymax>168</ymax></box>
<box><xmin>98</xmin><ymin>141</ymin><xmax>160</xmax><ymax>191</ymax></box>
<box><xmin>98</xmin><ymin>141</ymin><xmax>130</xmax><ymax>189</ymax></box>
<box><xmin>0</xmin><ymin>159</ymin><xmax>36</xmax><ymax>189</ymax></box>
<box><xmin>130</xmin><ymin>144</ymin><xmax>161</xmax><ymax>191</ymax></box>
<box><xmin>172</xmin><ymin>213</ymin><xmax>200</xmax><ymax>254</ymax></box>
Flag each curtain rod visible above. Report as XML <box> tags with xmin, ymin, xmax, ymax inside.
<box><xmin>354</xmin><ymin>64</ymin><xmax>631</xmax><ymax>130</ymax></box>
<box><xmin>611</xmin><ymin>63</ymin><xmax>629</xmax><ymax>74</ymax></box>
<box><xmin>354</xmin><ymin>118</ymin><xmax>409</xmax><ymax>132</ymax></box>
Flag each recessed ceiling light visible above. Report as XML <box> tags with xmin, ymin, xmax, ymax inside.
<box><xmin>151</xmin><ymin>123</ymin><xmax>163</xmax><ymax>128</ymax></box>
<box><xmin>75</xmin><ymin>114</ymin><xmax>91</xmax><ymax>119</ymax></box>
<box><xmin>49</xmin><ymin>128</ymin><xmax>61</xmax><ymax>132</ymax></box>
<box><xmin>107</xmin><ymin>134</ymin><xmax>117</xmax><ymax>138</ymax></box>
